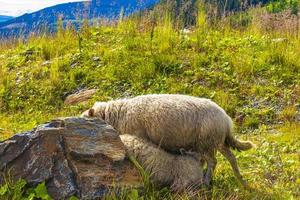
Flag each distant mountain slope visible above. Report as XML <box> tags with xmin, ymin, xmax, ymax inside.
<box><xmin>0</xmin><ymin>0</ymin><xmax>159</xmax><ymax>38</ymax></box>
<box><xmin>0</xmin><ymin>15</ymin><xmax>13</xmax><ymax>23</ymax></box>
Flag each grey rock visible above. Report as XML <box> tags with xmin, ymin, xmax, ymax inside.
<box><xmin>0</xmin><ymin>117</ymin><xmax>141</xmax><ymax>199</ymax></box>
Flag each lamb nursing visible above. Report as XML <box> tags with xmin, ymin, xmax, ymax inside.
<box><xmin>120</xmin><ymin>134</ymin><xmax>203</xmax><ymax>192</ymax></box>
<box><xmin>82</xmin><ymin>94</ymin><xmax>254</xmax><ymax>189</ymax></box>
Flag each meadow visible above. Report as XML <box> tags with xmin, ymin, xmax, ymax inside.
<box><xmin>0</xmin><ymin>6</ymin><xmax>299</xmax><ymax>200</ymax></box>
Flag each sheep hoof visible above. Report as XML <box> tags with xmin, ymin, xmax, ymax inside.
<box><xmin>204</xmin><ymin>177</ymin><xmax>213</xmax><ymax>189</ymax></box>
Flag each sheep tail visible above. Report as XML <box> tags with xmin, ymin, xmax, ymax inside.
<box><xmin>225</xmin><ymin>134</ymin><xmax>254</xmax><ymax>151</ymax></box>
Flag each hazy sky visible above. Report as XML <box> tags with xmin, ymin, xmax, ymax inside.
<box><xmin>0</xmin><ymin>0</ymin><xmax>86</xmax><ymax>16</ymax></box>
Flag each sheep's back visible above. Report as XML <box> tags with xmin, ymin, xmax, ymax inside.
<box><xmin>118</xmin><ymin>94</ymin><xmax>232</xmax><ymax>152</ymax></box>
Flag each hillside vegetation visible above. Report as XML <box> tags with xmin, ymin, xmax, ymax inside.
<box><xmin>0</xmin><ymin>3</ymin><xmax>299</xmax><ymax>200</ymax></box>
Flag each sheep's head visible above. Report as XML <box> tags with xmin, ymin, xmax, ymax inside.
<box><xmin>81</xmin><ymin>102</ymin><xmax>108</xmax><ymax>120</ymax></box>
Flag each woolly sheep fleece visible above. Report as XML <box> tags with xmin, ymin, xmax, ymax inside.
<box><xmin>120</xmin><ymin>134</ymin><xmax>203</xmax><ymax>192</ymax></box>
<box><xmin>82</xmin><ymin>94</ymin><xmax>254</xmax><ymax>186</ymax></box>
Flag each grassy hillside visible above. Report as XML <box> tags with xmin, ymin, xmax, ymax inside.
<box><xmin>0</xmin><ymin>6</ymin><xmax>299</xmax><ymax>200</ymax></box>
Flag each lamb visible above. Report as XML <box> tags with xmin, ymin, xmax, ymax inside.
<box><xmin>81</xmin><ymin>94</ymin><xmax>254</xmax><ymax>187</ymax></box>
<box><xmin>120</xmin><ymin>134</ymin><xmax>203</xmax><ymax>192</ymax></box>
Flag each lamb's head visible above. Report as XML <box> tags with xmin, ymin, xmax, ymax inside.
<box><xmin>81</xmin><ymin>102</ymin><xmax>108</xmax><ymax>120</ymax></box>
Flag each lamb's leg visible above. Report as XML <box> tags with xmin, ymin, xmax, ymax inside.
<box><xmin>203</xmin><ymin>152</ymin><xmax>217</xmax><ymax>187</ymax></box>
<box><xmin>218</xmin><ymin>145</ymin><xmax>249</xmax><ymax>188</ymax></box>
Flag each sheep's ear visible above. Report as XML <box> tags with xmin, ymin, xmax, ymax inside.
<box><xmin>88</xmin><ymin>108</ymin><xmax>95</xmax><ymax>117</ymax></box>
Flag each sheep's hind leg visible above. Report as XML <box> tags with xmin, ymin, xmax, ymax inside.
<box><xmin>203</xmin><ymin>152</ymin><xmax>217</xmax><ymax>188</ymax></box>
<box><xmin>218</xmin><ymin>145</ymin><xmax>249</xmax><ymax>188</ymax></box>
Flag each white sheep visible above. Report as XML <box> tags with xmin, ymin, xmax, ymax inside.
<box><xmin>82</xmin><ymin>94</ymin><xmax>254</xmax><ymax>187</ymax></box>
<box><xmin>120</xmin><ymin>134</ymin><xmax>203</xmax><ymax>192</ymax></box>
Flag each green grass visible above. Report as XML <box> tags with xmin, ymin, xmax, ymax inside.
<box><xmin>0</xmin><ymin>179</ymin><xmax>52</xmax><ymax>200</ymax></box>
<box><xmin>0</xmin><ymin>7</ymin><xmax>299</xmax><ymax>200</ymax></box>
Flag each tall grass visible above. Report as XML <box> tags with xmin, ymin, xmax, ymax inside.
<box><xmin>0</xmin><ymin>4</ymin><xmax>299</xmax><ymax>199</ymax></box>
